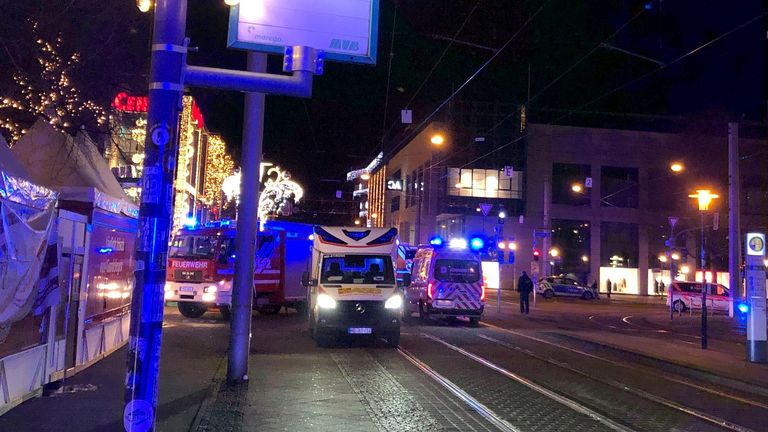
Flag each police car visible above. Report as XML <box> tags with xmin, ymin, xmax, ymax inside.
<box><xmin>536</xmin><ymin>276</ymin><xmax>599</xmax><ymax>300</ymax></box>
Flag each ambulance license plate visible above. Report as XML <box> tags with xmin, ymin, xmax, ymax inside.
<box><xmin>434</xmin><ymin>300</ymin><xmax>454</xmax><ymax>308</ymax></box>
<box><xmin>179</xmin><ymin>286</ymin><xmax>194</xmax><ymax>292</ymax></box>
<box><xmin>348</xmin><ymin>327</ymin><xmax>372</xmax><ymax>335</ymax></box>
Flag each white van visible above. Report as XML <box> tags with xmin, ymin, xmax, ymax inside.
<box><xmin>405</xmin><ymin>244</ymin><xmax>485</xmax><ymax>324</ymax></box>
<box><xmin>304</xmin><ymin>226</ymin><xmax>402</xmax><ymax>347</ymax></box>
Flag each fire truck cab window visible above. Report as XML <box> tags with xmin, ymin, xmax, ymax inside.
<box><xmin>321</xmin><ymin>255</ymin><xmax>395</xmax><ymax>284</ymax></box>
<box><xmin>170</xmin><ymin>235</ymin><xmax>217</xmax><ymax>258</ymax></box>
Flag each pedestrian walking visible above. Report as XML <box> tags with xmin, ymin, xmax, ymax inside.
<box><xmin>517</xmin><ymin>271</ymin><xmax>533</xmax><ymax>314</ymax></box>
<box><xmin>606</xmin><ymin>278</ymin><xmax>612</xmax><ymax>298</ymax></box>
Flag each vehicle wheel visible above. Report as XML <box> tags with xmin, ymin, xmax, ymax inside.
<box><xmin>673</xmin><ymin>300</ymin><xmax>686</xmax><ymax>313</ymax></box>
<box><xmin>385</xmin><ymin>333</ymin><xmax>400</xmax><ymax>348</ymax></box>
<box><xmin>418</xmin><ymin>301</ymin><xmax>430</xmax><ymax>321</ymax></box>
<box><xmin>469</xmin><ymin>317</ymin><xmax>480</xmax><ymax>326</ymax></box>
<box><xmin>582</xmin><ymin>291</ymin><xmax>594</xmax><ymax>300</ymax></box>
<box><xmin>219</xmin><ymin>305</ymin><xmax>231</xmax><ymax>321</ymax></box>
<box><xmin>178</xmin><ymin>302</ymin><xmax>207</xmax><ymax>318</ymax></box>
<box><xmin>543</xmin><ymin>289</ymin><xmax>555</xmax><ymax>299</ymax></box>
<box><xmin>257</xmin><ymin>305</ymin><xmax>281</xmax><ymax>315</ymax></box>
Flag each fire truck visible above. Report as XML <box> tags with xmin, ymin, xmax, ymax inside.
<box><xmin>164</xmin><ymin>220</ymin><xmax>311</xmax><ymax>319</ymax></box>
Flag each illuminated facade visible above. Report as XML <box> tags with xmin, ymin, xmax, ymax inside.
<box><xmin>107</xmin><ymin>93</ymin><xmax>236</xmax><ymax>231</ymax></box>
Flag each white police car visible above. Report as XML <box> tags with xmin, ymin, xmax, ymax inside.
<box><xmin>536</xmin><ymin>276</ymin><xmax>599</xmax><ymax>300</ymax></box>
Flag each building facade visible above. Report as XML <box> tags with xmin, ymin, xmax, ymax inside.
<box><xmin>350</xmin><ymin>115</ymin><xmax>767</xmax><ymax>295</ymax></box>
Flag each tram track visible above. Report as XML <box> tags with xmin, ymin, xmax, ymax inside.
<box><xmin>474</xmin><ymin>333</ymin><xmax>755</xmax><ymax>432</ymax></box>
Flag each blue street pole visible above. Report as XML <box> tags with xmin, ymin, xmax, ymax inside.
<box><xmin>123</xmin><ymin>0</ymin><xmax>187</xmax><ymax>431</ymax></box>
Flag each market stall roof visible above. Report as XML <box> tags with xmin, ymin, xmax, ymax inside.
<box><xmin>0</xmin><ymin>135</ymin><xmax>56</xmax><ymax>210</ymax></box>
<box><xmin>11</xmin><ymin>120</ymin><xmax>136</xmax><ymax>216</ymax></box>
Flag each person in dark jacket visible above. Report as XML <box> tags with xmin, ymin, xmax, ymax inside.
<box><xmin>517</xmin><ymin>271</ymin><xmax>534</xmax><ymax>314</ymax></box>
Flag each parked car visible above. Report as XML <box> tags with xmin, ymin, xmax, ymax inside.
<box><xmin>666</xmin><ymin>281</ymin><xmax>730</xmax><ymax>313</ymax></box>
<box><xmin>536</xmin><ymin>276</ymin><xmax>599</xmax><ymax>300</ymax></box>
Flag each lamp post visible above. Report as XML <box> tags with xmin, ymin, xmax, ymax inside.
<box><xmin>416</xmin><ymin>132</ymin><xmax>446</xmax><ymax>244</ymax></box>
<box><xmin>689</xmin><ymin>189</ymin><xmax>719</xmax><ymax>350</ymax></box>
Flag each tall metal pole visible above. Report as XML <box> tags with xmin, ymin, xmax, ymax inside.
<box><xmin>228</xmin><ymin>52</ymin><xmax>267</xmax><ymax>384</ymax></box>
<box><xmin>124</xmin><ymin>0</ymin><xmax>187</xmax><ymax>430</ymax></box>
<box><xmin>542</xmin><ymin>176</ymin><xmax>551</xmax><ymax>277</ymax></box>
<box><xmin>728</xmin><ymin>122</ymin><xmax>741</xmax><ymax>318</ymax></box>
<box><xmin>701</xmin><ymin>212</ymin><xmax>708</xmax><ymax>349</ymax></box>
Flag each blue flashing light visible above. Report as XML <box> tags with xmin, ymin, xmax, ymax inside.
<box><xmin>183</xmin><ymin>216</ymin><xmax>198</xmax><ymax>228</ymax></box>
<box><xmin>97</xmin><ymin>247</ymin><xmax>113</xmax><ymax>254</ymax></box>
<box><xmin>429</xmin><ymin>236</ymin><xmax>444</xmax><ymax>247</ymax></box>
<box><xmin>738</xmin><ymin>302</ymin><xmax>749</xmax><ymax>314</ymax></box>
<box><xmin>469</xmin><ymin>236</ymin><xmax>485</xmax><ymax>252</ymax></box>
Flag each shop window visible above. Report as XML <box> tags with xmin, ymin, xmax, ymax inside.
<box><xmin>390</xmin><ymin>196</ymin><xmax>400</xmax><ymax>213</ymax></box>
<box><xmin>447</xmin><ymin>168</ymin><xmax>522</xmax><ymax>199</ymax></box>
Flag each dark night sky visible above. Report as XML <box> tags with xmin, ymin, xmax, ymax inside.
<box><xmin>1</xmin><ymin>1</ymin><xmax>766</xmax><ymax>205</ymax></box>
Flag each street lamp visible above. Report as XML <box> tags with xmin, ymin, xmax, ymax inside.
<box><xmin>689</xmin><ymin>189</ymin><xmax>718</xmax><ymax>350</ymax></box>
<box><xmin>360</xmin><ymin>172</ymin><xmax>371</xmax><ymax>180</ymax></box>
<box><xmin>658</xmin><ymin>255</ymin><xmax>668</xmax><ymax>263</ymax></box>
<box><xmin>549</xmin><ymin>248</ymin><xmax>559</xmax><ymax>258</ymax></box>
<box><xmin>430</xmin><ymin>133</ymin><xmax>445</xmax><ymax>146</ymax></box>
<box><xmin>136</xmin><ymin>0</ymin><xmax>152</xmax><ymax>12</ymax></box>
<box><xmin>670</xmin><ymin>162</ymin><xmax>684</xmax><ymax>173</ymax></box>
<box><xmin>670</xmin><ymin>252</ymin><xmax>680</xmax><ymax>260</ymax></box>
<box><xmin>571</xmin><ymin>183</ymin><xmax>583</xmax><ymax>193</ymax></box>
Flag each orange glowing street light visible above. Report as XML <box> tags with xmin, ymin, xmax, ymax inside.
<box><xmin>571</xmin><ymin>183</ymin><xmax>583</xmax><ymax>193</ymax></box>
<box><xmin>430</xmin><ymin>133</ymin><xmax>445</xmax><ymax>146</ymax></box>
<box><xmin>688</xmin><ymin>189</ymin><xmax>719</xmax><ymax>211</ymax></box>
<box><xmin>670</xmin><ymin>162</ymin><xmax>684</xmax><ymax>173</ymax></box>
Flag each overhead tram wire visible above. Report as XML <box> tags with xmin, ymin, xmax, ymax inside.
<box><xmin>379</xmin><ymin>0</ymin><xmax>482</xmax><ymax>147</ymax></box>
<box><xmin>423</xmin><ymin>4</ymin><xmax>650</xmax><ymax>172</ymax></box>
<box><xmin>441</xmin><ymin>9</ymin><xmax>768</xmax><ymax>175</ymax></box>
<box><xmin>378</xmin><ymin>0</ymin><xmax>398</xmax><ymax>152</ymax></box>
<box><xmin>382</xmin><ymin>0</ymin><xmax>554</xmax><ymax>162</ymax></box>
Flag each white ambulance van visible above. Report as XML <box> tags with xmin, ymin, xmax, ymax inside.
<box><xmin>405</xmin><ymin>237</ymin><xmax>486</xmax><ymax>324</ymax></box>
<box><xmin>304</xmin><ymin>226</ymin><xmax>402</xmax><ymax>347</ymax></box>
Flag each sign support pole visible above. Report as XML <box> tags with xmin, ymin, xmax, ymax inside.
<box><xmin>124</xmin><ymin>0</ymin><xmax>187</xmax><ymax>431</ymax></box>
<box><xmin>745</xmin><ymin>232</ymin><xmax>767</xmax><ymax>363</ymax></box>
<box><xmin>228</xmin><ymin>52</ymin><xmax>267</xmax><ymax>384</ymax></box>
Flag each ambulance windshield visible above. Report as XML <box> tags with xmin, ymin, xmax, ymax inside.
<box><xmin>321</xmin><ymin>255</ymin><xmax>395</xmax><ymax>285</ymax></box>
<box><xmin>434</xmin><ymin>259</ymin><xmax>480</xmax><ymax>283</ymax></box>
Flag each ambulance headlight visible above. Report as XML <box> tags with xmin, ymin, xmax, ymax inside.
<box><xmin>384</xmin><ymin>294</ymin><xmax>403</xmax><ymax>310</ymax></box>
<box><xmin>201</xmin><ymin>293</ymin><xmax>216</xmax><ymax>302</ymax></box>
<box><xmin>317</xmin><ymin>293</ymin><xmax>337</xmax><ymax>309</ymax></box>
<box><xmin>204</xmin><ymin>285</ymin><xmax>217</xmax><ymax>294</ymax></box>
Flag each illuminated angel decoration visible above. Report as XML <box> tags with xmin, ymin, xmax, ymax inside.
<box><xmin>221</xmin><ymin>165</ymin><xmax>304</xmax><ymax>223</ymax></box>
<box><xmin>258</xmin><ymin>166</ymin><xmax>303</xmax><ymax>221</ymax></box>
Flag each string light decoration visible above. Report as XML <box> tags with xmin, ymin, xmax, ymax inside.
<box><xmin>221</xmin><ymin>165</ymin><xmax>304</xmax><ymax>223</ymax></box>
<box><xmin>172</xmin><ymin>96</ymin><xmax>198</xmax><ymax>233</ymax></box>
<box><xmin>0</xmin><ymin>22</ymin><xmax>107</xmax><ymax>144</ymax></box>
<box><xmin>202</xmin><ymin>134</ymin><xmax>235</xmax><ymax>208</ymax></box>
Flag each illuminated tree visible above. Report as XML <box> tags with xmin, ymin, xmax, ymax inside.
<box><xmin>0</xmin><ymin>22</ymin><xmax>107</xmax><ymax>143</ymax></box>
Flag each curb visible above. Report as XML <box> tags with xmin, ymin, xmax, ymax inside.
<box><xmin>189</xmin><ymin>352</ymin><xmax>228</xmax><ymax>432</ymax></box>
<box><xmin>554</xmin><ymin>332</ymin><xmax>768</xmax><ymax>399</ymax></box>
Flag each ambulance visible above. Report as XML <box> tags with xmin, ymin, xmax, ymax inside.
<box><xmin>404</xmin><ymin>236</ymin><xmax>486</xmax><ymax>324</ymax></box>
<box><xmin>304</xmin><ymin>226</ymin><xmax>402</xmax><ymax>347</ymax></box>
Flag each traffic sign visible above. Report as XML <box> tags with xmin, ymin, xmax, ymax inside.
<box><xmin>531</xmin><ymin>261</ymin><xmax>539</xmax><ymax>274</ymax></box>
<box><xmin>668</xmin><ymin>216</ymin><xmax>679</xmax><ymax>228</ymax></box>
<box><xmin>584</xmin><ymin>177</ymin><xmax>593</xmax><ymax>188</ymax></box>
<box><xmin>228</xmin><ymin>0</ymin><xmax>380</xmax><ymax>65</ymax></box>
<box><xmin>479</xmin><ymin>203</ymin><xmax>492</xmax><ymax>216</ymax></box>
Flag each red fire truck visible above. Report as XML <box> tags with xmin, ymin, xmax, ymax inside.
<box><xmin>164</xmin><ymin>220</ymin><xmax>311</xmax><ymax>319</ymax></box>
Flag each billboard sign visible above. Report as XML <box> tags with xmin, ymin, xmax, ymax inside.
<box><xmin>228</xmin><ymin>0</ymin><xmax>379</xmax><ymax>65</ymax></box>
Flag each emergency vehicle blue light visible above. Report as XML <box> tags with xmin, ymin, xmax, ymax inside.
<box><xmin>738</xmin><ymin>302</ymin><xmax>749</xmax><ymax>314</ymax></box>
<box><xmin>183</xmin><ymin>216</ymin><xmax>197</xmax><ymax>228</ymax></box>
<box><xmin>469</xmin><ymin>237</ymin><xmax>485</xmax><ymax>251</ymax></box>
<box><xmin>429</xmin><ymin>236</ymin><xmax>444</xmax><ymax>246</ymax></box>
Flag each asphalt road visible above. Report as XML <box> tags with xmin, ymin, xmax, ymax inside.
<box><xmin>3</xmin><ymin>297</ymin><xmax>766</xmax><ymax>432</ymax></box>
